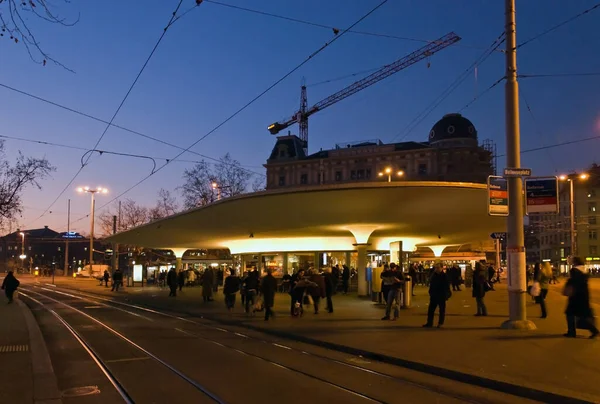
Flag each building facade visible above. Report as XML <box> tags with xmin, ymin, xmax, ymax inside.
<box><xmin>265</xmin><ymin>113</ymin><xmax>495</xmax><ymax>189</ymax></box>
<box><xmin>0</xmin><ymin>226</ymin><xmax>105</xmax><ymax>274</ymax></box>
<box><xmin>529</xmin><ymin>164</ymin><xmax>600</xmax><ymax>273</ymax></box>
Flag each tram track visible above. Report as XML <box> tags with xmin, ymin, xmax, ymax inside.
<box><xmin>25</xmin><ymin>285</ymin><xmax>500</xmax><ymax>404</ymax></box>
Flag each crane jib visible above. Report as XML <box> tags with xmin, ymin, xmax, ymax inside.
<box><xmin>267</xmin><ymin>32</ymin><xmax>461</xmax><ymax>138</ymax></box>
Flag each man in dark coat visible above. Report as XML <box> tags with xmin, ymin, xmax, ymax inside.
<box><xmin>472</xmin><ymin>262</ymin><xmax>488</xmax><ymax>316</ymax></box>
<box><xmin>564</xmin><ymin>257</ymin><xmax>599</xmax><ymax>338</ymax></box>
<box><xmin>322</xmin><ymin>268</ymin><xmax>335</xmax><ymax>313</ymax></box>
<box><xmin>341</xmin><ymin>265</ymin><xmax>350</xmax><ymax>294</ymax></box>
<box><xmin>167</xmin><ymin>267</ymin><xmax>177</xmax><ymax>297</ymax></box>
<box><xmin>308</xmin><ymin>270</ymin><xmax>326</xmax><ymax>314</ymax></box>
<box><xmin>177</xmin><ymin>270</ymin><xmax>186</xmax><ymax>292</ymax></box>
<box><xmin>111</xmin><ymin>269</ymin><xmax>123</xmax><ymax>292</ymax></box>
<box><xmin>423</xmin><ymin>264</ymin><xmax>451</xmax><ymax>328</ymax></box>
<box><xmin>261</xmin><ymin>269</ymin><xmax>278</xmax><ymax>321</ymax></box>
<box><xmin>103</xmin><ymin>270</ymin><xmax>110</xmax><ymax>287</ymax></box>
<box><xmin>1</xmin><ymin>271</ymin><xmax>20</xmax><ymax>303</ymax></box>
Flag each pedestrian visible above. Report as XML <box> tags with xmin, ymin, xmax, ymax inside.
<box><xmin>381</xmin><ymin>263</ymin><xmax>403</xmax><ymax>321</ymax></box>
<box><xmin>423</xmin><ymin>264</ymin><xmax>451</xmax><ymax>328</ymax></box>
<box><xmin>167</xmin><ymin>267</ymin><xmax>177</xmax><ymax>297</ymax></box>
<box><xmin>341</xmin><ymin>265</ymin><xmax>350</xmax><ymax>294</ymax></box>
<box><xmin>322</xmin><ymin>267</ymin><xmax>334</xmax><ymax>313</ymax></box>
<box><xmin>261</xmin><ymin>268</ymin><xmax>278</xmax><ymax>321</ymax></box>
<box><xmin>111</xmin><ymin>268</ymin><xmax>123</xmax><ymax>292</ymax></box>
<box><xmin>331</xmin><ymin>265</ymin><xmax>340</xmax><ymax>294</ymax></box>
<box><xmin>409</xmin><ymin>263</ymin><xmax>417</xmax><ymax>296</ymax></box>
<box><xmin>223</xmin><ymin>269</ymin><xmax>240</xmax><ymax>311</ymax></box>
<box><xmin>487</xmin><ymin>264</ymin><xmax>495</xmax><ymax>283</ymax></box>
<box><xmin>380</xmin><ymin>264</ymin><xmax>393</xmax><ymax>304</ymax></box>
<box><xmin>536</xmin><ymin>262</ymin><xmax>551</xmax><ymax>318</ymax></box>
<box><xmin>472</xmin><ymin>262</ymin><xmax>488</xmax><ymax>316</ymax></box>
<box><xmin>243</xmin><ymin>270</ymin><xmax>259</xmax><ymax>314</ymax></box>
<box><xmin>103</xmin><ymin>270</ymin><xmax>110</xmax><ymax>287</ymax></box>
<box><xmin>202</xmin><ymin>268</ymin><xmax>214</xmax><ymax>302</ymax></box>
<box><xmin>1</xmin><ymin>271</ymin><xmax>20</xmax><ymax>304</ymax></box>
<box><xmin>563</xmin><ymin>257</ymin><xmax>599</xmax><ymax>338</ymax></box>
<box><xmin>177</xmin><ymin>270</ymin><xmax>186</xmax><ymax>292</ymax></box>
<box><xmin>289</xmin><ymin>269</ymin><xmax>305</xmax><ymax>316</ymax></box>
<box><xmin>308</xmin><ymin>269</ymin><xmax>326</xmax><ymax>314</ymax></box>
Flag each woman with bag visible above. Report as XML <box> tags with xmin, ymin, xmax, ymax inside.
<box><xmin>563</xmin><ymin>257</ymin><xmax>599</xmax><ymax>338</ymax></box>
<box><xmin>535</xmin><ymin>262</ymin><xmax>552</xmax><ymax>318</ymax></box>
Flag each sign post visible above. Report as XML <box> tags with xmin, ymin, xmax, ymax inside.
<box><xmin>525</xmin><ymin>177</ymin><xmax>559</xmax><ymax>214</ymax></box>
<box><xmin>487</xmin><ymin>176</ymin><xmax>509</xmax><ymax>216</ymax></box>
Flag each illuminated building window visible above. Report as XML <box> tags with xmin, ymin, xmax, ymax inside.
<box><xmin>335</xmin><ymin>171</ymin><xmax>342</xmax><ymax>181</ymax></box>
<box><xmin>300</xmin><ymin>174</ymin><xmax>308</xmax><ymax>185</ymax></box>
<box><xmin>278</xmin><ymin>176</ymin><xmax>285</xmax><ymax>186</ymax></box>
<box><xmin>590</xmin><ymin>231</ymin><xmax>598</xmax><ymax>240</ymax></box>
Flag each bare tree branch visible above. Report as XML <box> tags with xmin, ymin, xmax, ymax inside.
<box><xmin>0</xmin><ymin>0</ymin><xmax>78</xmax><ymax>71</ymax></box>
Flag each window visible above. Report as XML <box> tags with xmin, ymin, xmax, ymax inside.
<box><xmin>590</xmin><ymin>216</ymin><xmax>597</xmax><ymax>225</ymax></box>
<box><xmin>590</xmin><ymin>230</ymin><xmax>598</xmax><ymax>240</ymax></box>
<box><xmin>418</xmin><ymin>163</ymin><xmax>428</xmax><ymax>175</ymax></box>
<box><xmin>335</xmin><ymin>171</ymin><xmax>342</xmax><ymax>181</ymax></box>
<box><xmin>350</xmin><ymin>170</ymin><xmax>357</xmax><ymax>180</ymax></box>
<box><xmin>357</xmin><ymin>169</ymin><xmax>365</xmax><ymax>179</ymax></box>
<box><xmin>590</xmin><ymin>246</ymin><xmax>598</xmax><ymax>256</ymax></box>
<box><xmin>589</xmin><ymin>202</ymin><xmax>597</xmax><ymax>213</ymax></box>
<box><xmin>57</xmin><ymin>247</ymin><xmax>61</xmax><ymax>252</ymax></box>
<box><xmin>278</xmin><ymin>176</ymin><xmax>285</xmax><ymax>186</ymax></box>
<box><xmin>589</xmin><ymin>189</ymin><xmax>597</xmax><ymax>198</ymax></box>
<box><xmin>300</xmin><ymin>174</ymin><xmax>308</xmax><ymax>185</ymax></box>
<box><xmin>366</xmin><ymin>169</ymin><xmax>371</xmax><ymax>179</ymax></box>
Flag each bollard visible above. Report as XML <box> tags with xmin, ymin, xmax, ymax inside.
<box><xmin>402</xmin><ymin>276</ymin><xmax>412</xmax><ymax>308</ymax></box>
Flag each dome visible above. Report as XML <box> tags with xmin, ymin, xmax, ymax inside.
<box><xmin>428</xmin><ymin>113</ymin><xmax>477</xmax><ymax>144</ymax></box>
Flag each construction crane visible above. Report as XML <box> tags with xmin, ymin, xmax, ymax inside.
<box><xmin>267</xmin><ymin>32</ymin><xmax>461</xmax><ymax>153</ymax></box>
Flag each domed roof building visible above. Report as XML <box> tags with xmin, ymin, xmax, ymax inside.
<box><xmin>428</xmin><ymin>113</ymin><xmax>478</xmax><ymax>147</ymax></box>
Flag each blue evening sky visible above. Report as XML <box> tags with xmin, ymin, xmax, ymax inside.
<box><xmin>1</xmin><ymin>0</ymin><xmax>599</xmax><ymax>233</ymax></box>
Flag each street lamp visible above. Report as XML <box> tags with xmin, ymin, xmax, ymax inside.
<box><xmin>378</xmin><ymin>167</ymin><xmax>404</xmax><ymax>182</ymax></box>
<box><xmin>77</xmin><ymin>186</ymin><xmax>108</xmax><ymax>276</ymax></box>
<box><xmin>211</xmin><ymin>182</ymin><xmax>231</xmax><ymax>201</ymax></box>
<box><xmin>559</xmin><ymin>173</ymin><xmax>588</xmax><ymax>257</ymax></box>
<box><xmin>19</xmin><ymin>231</ymin><xmax>27</xmax><ymax>272</ymax></box>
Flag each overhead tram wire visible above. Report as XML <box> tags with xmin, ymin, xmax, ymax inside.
<box><xmin>0</xmin><ymin>133</ymin><xmax>265</xmax><ymax>177</ymax></box>
<box><xmin>458</xmin><ymin>75</ymin><xmax>505</xmax><ymax>112</ymax></box>
<box><xmin>66</xmin><ymin>0</ymin><xmax>391</xmax><ymax>228</ymax></box>
<box><xmin>517</xmin><ymin>2</ymin><xmax>600</xmax><ymax>49</ymax></box>
<box><xmin>27</xmin><ymin>0</ymin><xmax>192</xmax><ymax>226</ymax></box>
<box><xmin>0</xmin><ymin>83</ymin><xmax>261</xmax><ymax>176</ymax></box>
<box><xmin>519</xmin><ymin>72</ymin><xmax>600</xmax><ymax>79</ymax></box>
<box><xmin>389</xmin><ymin>32</ymin><xmax>505</xmax><ymax>143</ymax></box>
<box><xmin>202</xmin><ymin>0</ymin><xmax>500</xmax><ymax>53</ymax></box>
<box><xmin>496</xmin><ymin>135</ymin><xmax>600</xmax><ymax>158</ymax></box>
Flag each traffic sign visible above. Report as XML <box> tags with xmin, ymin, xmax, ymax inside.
<box><xmin>503</xmin><ymin>167</ymin><xmax>532</xmax><ymax>177</ymax></box>
<box><xmin>487</xmin><ymin>176</ymin><xmax>509</xmax><ymax>216</ymax></box>
<box><xmin>525</xmin><ymin>177</ymin><xmax>559</xmax><ymax>214</ymax></box>
<box><xmin>490</xmin><ymin>232</ymin><xmax>507</xmax><ymax>239</ymax></box>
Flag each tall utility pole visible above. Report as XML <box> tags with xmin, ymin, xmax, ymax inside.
<box><xmin>503</xmin><ymin>0</ymin><xmax>535</xmax><ymax>329</ymax></box>
<box><xmin>64</xmin><ymin>199</ymin><xmax>70</xmax><ymax>276</ymax></box>
<box><xmin>111</xmin><ymin>215</ymin><xmax>118</xmax><ymax>275</ymax></box>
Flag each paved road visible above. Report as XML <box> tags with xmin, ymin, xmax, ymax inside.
<box><xmin>18</xmin><ymin>283</ymin><xmax>535</xmax><ymax>404</ymax></box>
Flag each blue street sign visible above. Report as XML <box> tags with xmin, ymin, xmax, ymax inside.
<box><xmin>490</xmin><ymin>232</ymin><xmax>507</xmax><ymax>239</ymax></box>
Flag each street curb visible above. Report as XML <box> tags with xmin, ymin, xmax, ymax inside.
<box><xmin>16</xmin><ymin>299</ymin><xmax>62</xmax><ymax>404</ymax></box>
<box><xmin>48</xmin><ymin>283</ymin><xmax>596</xmax><ymax>404</ymax></box>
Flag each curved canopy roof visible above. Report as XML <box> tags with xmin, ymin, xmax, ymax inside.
<box><xmin>106</xmin><ymin>182</ymin><xmax>504</xmax><ymax>254</ymax></box>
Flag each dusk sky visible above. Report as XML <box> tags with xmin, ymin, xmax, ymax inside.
<box><xmin>1</xmin><ymin>0</ymin><xmax>599</xmax><ymax>234</ymax></box>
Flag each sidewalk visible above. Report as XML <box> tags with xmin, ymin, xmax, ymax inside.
<box><xmin>0</xmin><ymin>276</ymin><xmax>61</xmax><ymax>404</ymax></box>
<box><xmin>32</xmin><ymin>275</ymin><xmax>600</xmax><ymax>403</ymax></box>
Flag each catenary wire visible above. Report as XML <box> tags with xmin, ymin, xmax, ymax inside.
<box><xmin>517</xmin><ymin>2</ymin><xmax>600</xmax><ymax>49</ymax></box>
<box><xmin>203</xmin><ymin>0</ymin><xmax>500</xmax><ymax>52</ymax></box>
<box><xmin>0</xmin><ymin>82</ymin><xmax>261</xmax><ymax>175</ymax></box>
<box><xmin>496</xmin><ymin>135</ymin><xmax>600</xmax><ymax>158</ymax></box>
<box><xmin>519</xmin><ymin>72</ymin><xmax>600</xmax><ymax>79</ymax></box>
<box><xmin>458</xmin><ymin>76</ymin><xmax>504</xmax><ymax>112</ymax></box>
<box><xmin>0</xmin><ymin>133</ymin><xmax>265</xmax><ymax>177</ymax></box>
<box><xmin>65</xmin><ymin>0</ymin><xmax>391</xmax><ymax>228</ymax></box>
<box><xmin>389</xmin><ymin>32</ymin><xmax>505</xmax><ymax>143</ymax></box>
<box><xmin>27</xmin><ymin>0</ymin><xmax>191</xmax><ymax>226</ymax></box>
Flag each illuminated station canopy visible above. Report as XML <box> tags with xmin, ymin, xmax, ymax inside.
<box><xmin>106</xmin><ymin>182</ymin><xmax>504</xmax><ymax>256</ymax></box>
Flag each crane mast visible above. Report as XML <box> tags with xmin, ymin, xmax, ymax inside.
<box><xmin>267</xmin><ymin>31</ymin><xmax>461</xmax><ymax>154</ymax></box>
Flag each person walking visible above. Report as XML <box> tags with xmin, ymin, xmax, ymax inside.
<box><xmin>202</xmin><ymin>268</ymin><xmax>214</xmax><ymax>302</ymax></box>
<box><xmin>535</xmin><ymin>262</ymin><xmax>552</xmax><ymax>318</ymax></box>
<box><xmin>381</xmin><ymin>263</ymin><xmax>403</xmax><ymax>321</ymax></box>
<box><xmin>167</xmin><ymin>267</ymin><xmax>177</xmax><ymax>297</ymax></box>
<box><xmin>564</xmin><ymin>257</ymin><xmax>599</xmax><ymax>338</ymax></box>
<box><xmin>177</xmin><ymin>270</ymin><xmax>186</xmax><ymax>292</ymax></box>
<box><xmin>472</xmin><ymin>262</ymin><xmax>488</xmax><ymax>316</ymax></box>
<box><xmin>223</xmin><ymin>269</ymin><xmax>240</xmax><ymax>311</ymax></box>
<box><xmin>103</xmin><ymin>270</ymin><xmax>110</xmax><ymax>287</ymax></box>
<box><xmin>341</xmin><ymin>265</ymin><xmax>350</xmax><ymax>294</ymax></box>
<box><xmin>261</xmin><ymin>268</ymin><xmax>278</xmax><ymax>321</ymax></box>
<box><xmin>322</xmin><ymin>267</ymin><xmax>335</xmax><ymax>313</ymax></box>
<box><xmin>409</xmin><ymin>263</ymin><xmax>417</xmax><ymax>296</ymax></box>
<box><xmin>111</xmin><ymin>268</ymin><xmax>123</xmax><ymax>292</ymax></box>
<box><xmin>308</xmin><ymin>270</ymin><xmax>326</xmax><ymax>314</ymax></box>
<box><xmin>1</xmin><ymin>271</ymin><xmax>20</xmax><ymax>304</ymax></box>
<box><xmin>423</xmin><ymin>264</ymin><xmax>451</xmax><ymax>328</ymax></box>
<box><xmin>243</xmin><ymin>270</ymin><xmax>260</xmax><ymax>315</ymax></box>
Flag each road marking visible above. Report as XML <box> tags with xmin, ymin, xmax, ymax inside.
<box><xmin>272</xmin><ymin>343</ymin><xmax>291</xmax><ymax>350</ymax></box>
<box><xmin>0</xmin><ymin>345</ymin><xmax>29</xmax><ymax>353</ymax></box>
<box><xmin>105</xmin><ymin>357</ymin><xmax>150</xmax><ymax>363</ymax></box>
<box><xmin>84</xmin><ymin>306</ymin><xmax>104</xmax><ymax>309</ymax></box>
<box><xmin>234</xmin><ymin>332</ymin><xmax>249</xmax><ymax>338</ymax></box>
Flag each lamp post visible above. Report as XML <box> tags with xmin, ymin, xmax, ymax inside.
<box><xmin>77</xmin><ymin>186</ymin><xmax>108</xmax><ymax>276</ymax></box>
<box><xmin>211</xmin><ymin>182</ymin><xmax>231</xmax><ymax>201</ymax></box>
<box><xmin>559</xmin><ymin>173</ymin><xmax>588</xmax><ymax>257</ymax></box>
<box><xmin>19</xmin><ymin>231</ymin><xmax>26</xmax><ymax>273</ymax></box>
<box><xmin>378</xmin><ymin>167</ymin><xmax>404</xmax><ymax>182</ymax></box>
